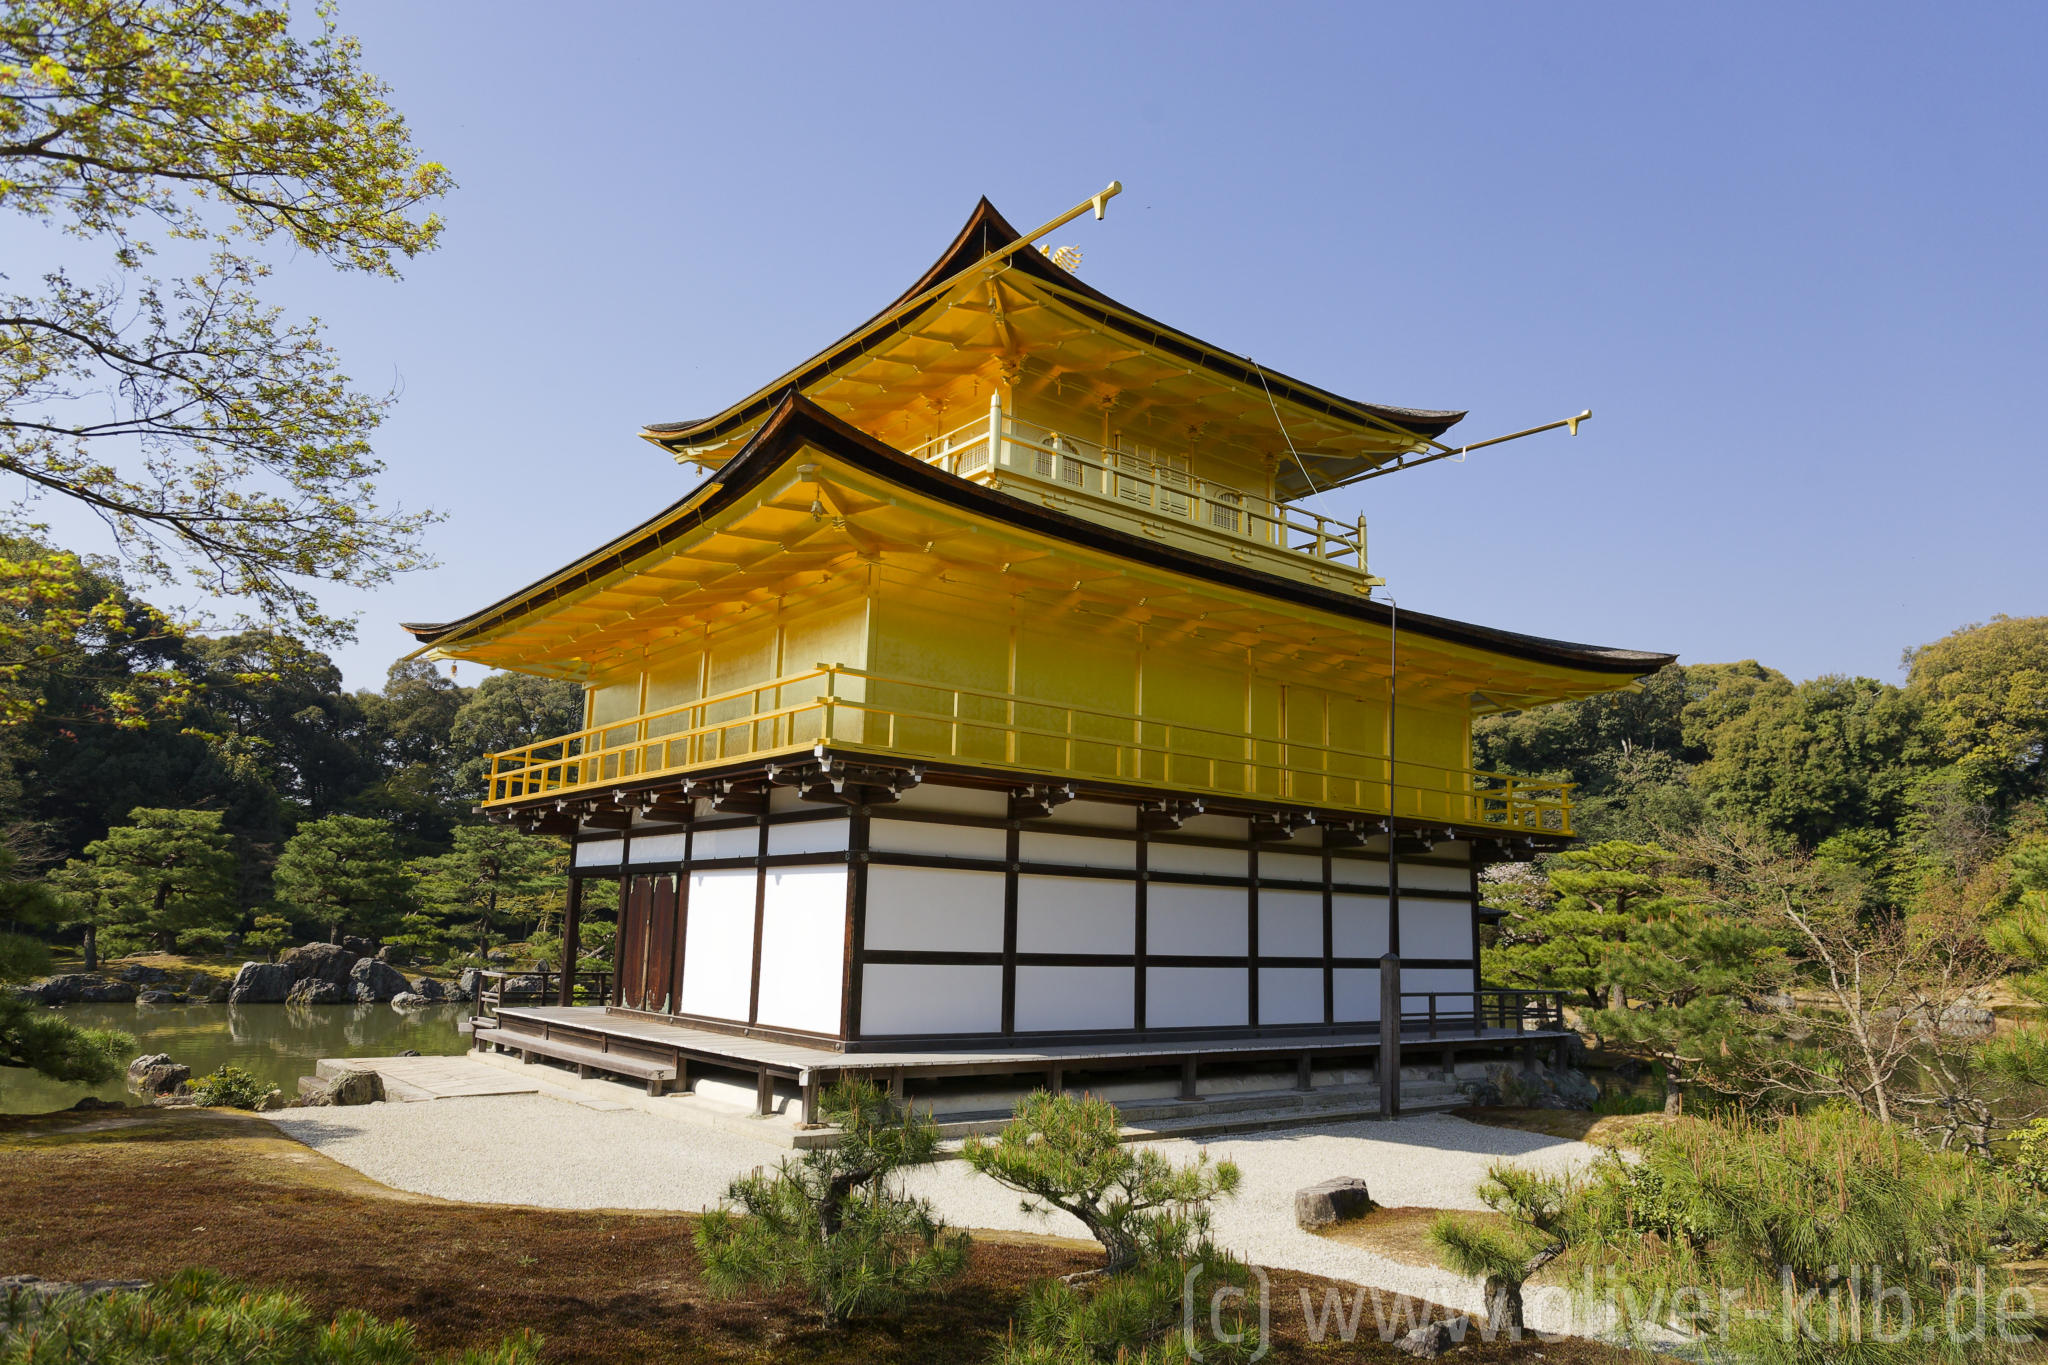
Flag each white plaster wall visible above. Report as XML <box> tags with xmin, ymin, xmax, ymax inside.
<box><xmin>1332</xmin><ymin>894</ymin><xmax>1391</xmax><ymax>958</ymax></box>
<box><xmin>892</xmin><ymin>784</ymin><xmax>1009</xmax><ymax>817</ymax></box>
<box><xmin>1257</xmin><ymin>889</ymin><xmax>1323</xmax><ymax>957</ymax></box>
<box><xmin>864</xmin><ymin>866</ymin><xmax>1004</xmax><ymax>952</ymax></box>
<box><xmin>1399</xmin><ymin>904</ymin><xmax>1475</xmax><ymax>960</ymax></box>
<box><xmin>1015</xmin><ymin>966</ymin><xmax>1134</xmax><ymax>1032</ymax></box>
<box><xmin>1147</xmin><ymin>842</ymin><xmax>1247</xmax><ymax>877</ymax></box>
<box><xmin>1178</xmin><ymin>814</ymin><xmax>1247</xmax><ymax>842</ymax></box>
<box><xmin>573</xmin><ymin>839</ymin><xmax>622</xmax><ymax>869</ymax></box>
<box><xmin>1037</xmin><ymin>799</ymin><xmax>1129</xmax><ymax>829</ymax></box>
<box><xmin>1400</xmin><ymin>862</ymin><xmax>1474</xmax><ymax>893</ymax></box>
<box><xmin>1260</xmin><ymin>850</ymin><xmax>1324</xmax><ymax>881</ymax></box>
<box><xmin>1258</xmin><ymin>967</ymin><xmax>1324</xmax><ymax>1025</ymax></box>
<box><xmin>1017</xmin><ymin>877</ymin><xmax>1134</xmax><ymax>954</ymax></box>
<box><xmin>861</xmin><ymin>964</ymin><xmax>1003</xmax><ymax>1035</ymax></box>
<box><xmin>754</xmin><ymin>866</ymin><xmax>846</xmax><ymax>1034</ymax></box>
<box><xmin>1329</xmin><ymin>857</ymin><xmax>1391</xmax><ymax>887</ymax></box>
<box><xmin>1333</xmin><ymin>967</ymin><xmax>1386</xmax><ymax>1023</ymax></box>
<box><xmin>1402</xmin><ymin>966</ymin><xmax>1475</xmax><ymax>1014</ymax></box>
<box><xmin>870</xmin><ymin>819</ymin><xmax>1006</xmax><ymax>859</ymax></box>
<box><xmin>1019</xmin><ymin>830</ymin><xmax>1135</xmax><ymax>870</ymax></box>
<box><xmin>679</xmin><ymin>868</ymin><xmax>757</xmax><ymax>1022</ymax></box>
<box><xmin>692</xmin><ymin>825</ymin><xmax>760</xmax><ymax>860</ymax></box>
<box><xmin>768</xmin><ymin>817</ymin><xmax>850</xmax><ymax>856</ymax></box>
<box><xmin>625</xmin><ymin>832</ymin><xmax>689</xmax><ymax>863</ymax></box>
<box><xmin>1147</xmin><ymin>885</ymin><xmax>1247</xmax><ymax>956</ymax></box>
<box><xmin>1146</xmin><ymin>967</ymin><xmax>1248</xmax><ymax>1028</ymax></box>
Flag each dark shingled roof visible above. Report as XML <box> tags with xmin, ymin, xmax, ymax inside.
<box><xmin>408</xmin><ymin>393</ymin><xmax>1675</xmax><ymax>680</ymax></box>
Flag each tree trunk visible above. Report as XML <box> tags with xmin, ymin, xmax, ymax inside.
<box><xmin>1662</xmin><ymin>1069</ymin><xmax>1685</xmax><ymax>1115</ymax></box>
<box><xmin>330</xmin><ymin>920</ymin><xmax>342</xmax><ymax>945</ymax></box>
<box><xmin>1485</xmin><ymin>1275</ymin><xmax>1526</xmax><ymax>1334</ymax></box>
<box><xmin>82</xmin><ymin>924</ymin><xmax>97</xmax><ymax>973</ymax></box>
<box><xmin>1607</xmin><ymin>981</ymin><xmax>1626</xmax><ymax>1011</ymax></box>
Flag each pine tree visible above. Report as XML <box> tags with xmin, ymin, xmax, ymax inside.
<box><xmin>273</xmin><ymin>814</ymin><xmax>411</xmax><ymax>943</ymax></box>
<box><xmin>69</xmin><ymin>808</ymin><xmax>238</xmax><ymax>953</ymax></box>
<box><xmin>1485</xmin><ymin>841</ymin><xmax>1691</xmax><ymax>1009</ymax></box>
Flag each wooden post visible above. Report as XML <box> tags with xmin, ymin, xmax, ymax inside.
<box><xmin>1379</xmin><ymin>953</ymin><xmax>1401</xmax><ymax>1120</ymax></box>
<box><xmin>557</xmin><ymin>878</ymin><xmax>584</xmax><ymax>1007</ymax></box>
<box><xmin>801</xmin><ymin>1074</ymin><xmax>819</xmax><ymax>1126</ymax></box>
<box><xmin>756</xmin><ymin>1069</ymin><xmax>773</xmax><ymax>1117</ymax></box>
<box><xmin>1296</xmin><ymin>1053</ymin><xmax>1313</xmax><ymax>1092</ymax></box>
<box><xmin>1179</xmin><ymin>1056</ymin><xmax>1199</xmax><ymax>1101</ymax></box>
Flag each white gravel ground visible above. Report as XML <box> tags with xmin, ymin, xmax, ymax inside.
<box><xmin>269</xmin><ymin>1096</ymin><xmax>1605</xmax><ymax>1335</ymax></box>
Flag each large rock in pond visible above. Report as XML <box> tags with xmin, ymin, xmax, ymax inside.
<box><xmin>1295</xmin><ymin>1177</ymin><xmax>1376</xmax><ymax>1229</ymax></box>
<box><xmin>23</xmin><ymin>973</ymin><xmax>138</xmax><ymax>1004</ymax></box>
<box><xmin>286</xmin><ymin>977</ymin><xmax>347</xmax><ymax>1005</ymax></box>
<box><xmin>125</xmin><ymin>1053</ymin><xmax>190</xmax><ymax>1096</ymax></box>
<box><xmin>389</xmin><ymin>992</ymin><xmax>433</xmax><ymax>1010</ymax></box>
<box><xmin>455</xmin><ymin>969</ymin><xmax>481</xmax><ymax>1001</ymax></box>
<box><xmin>341</xmin><ymin>935</ymin><xmax>380</xmax><ymax>959</ymax></box>
<box><xmin>408</xmin><ymin>977</ymin><xmax>447</xmax><ymax>1001</ymax></box>
<box><xmin>135</xmin><ymin>989</ymin><xmax>178</xmax><ymax>1005</ymax></box>
<box><xmin>115</xmin><ymin>965</ymin><xmax>168</xmax><ymax>985</ymax></box>
<box><xmin>227</xmin><ymin>961</ymin><xmax>293</xmax><ymax>1004</ymax></box>
<box><xmin>348</xmin><ymin>958</ymin><xmax>409</xmax><ymax>1003</ymax></box>
<box><xmin>280</xmin><ymin>942</ymin><xmax>358</xmax><ymax>986</ymax></box>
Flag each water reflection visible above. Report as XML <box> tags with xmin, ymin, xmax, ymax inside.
<box><xmin>0</xmin><ymin>1001</ymin><xmax>471</xmax><ymax>1114</ymax></box>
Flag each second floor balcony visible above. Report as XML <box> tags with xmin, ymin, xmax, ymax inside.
<box><xmin>906</xmin><ymin>407</ymin><xmax>1379</xmax><ymax>593</ymax></box>
<box><xmin>482</xmin><ymin>664</ymin><xmax>1571</xmax><ymax>836</ymax></box>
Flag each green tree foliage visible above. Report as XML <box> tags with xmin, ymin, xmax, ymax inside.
<box><xmin>1484</xmin><ymin>841</ymin><xmax>1690</xmax><ymax>1009</ymax></box>
<box><xmin>1907</xmin><ymin>616</ymin><xmax>2048</xmax><ymax>808</ymax></box>
<box><xmin>694</xmin><ymin>1078</ymin><xmax>968</xmax><ymax>1328</ymax></box>
<box><xmin>272</xmin><ymin>813</ymin><xmax>410</xmax><ymax>943</ymax></box>
<box><xmin>70</xmin><ymin>806</ymin><xmax>237</xmax><ymax>952</ymax></box>
<box><xmin>410</xmin><ymin>824</ymin><xmax>562</xmax><ymax>956</ymax></box>
<box><xmin>1692</xmin><ymin>674</ymin><xmax>1927</xmax><ymax>845</ymax></box>
<box><xmin>0</xmin><ymin>536</ymin><xmax>191</xmax><ymax>731</ymax></box>
<box><xmin>1574</xmin><ymin>1106</ymin><xmax>2039</xmax><ymax>1363</ymax></box>
<box><xmin>351</xmin><ymin>659</ymin><xmax>470</xmax><ymax>848</ymax></box>
<box><xmin>962</xmin><ymin>1091</ymin><xmax>1241</xmax><ymax>1277</ymax></box>
<box><xmin>0</xmin><ymin>992</ymin><xmax>129</xmax><ymax>1082</ymax></box>
<box><xmin>0</xmin><ymin>0</ymin><xmax>450</xmax><ymax>640</ymax></box>
<box><xmin>447</xmin><ymin>672</ymin><xmax>584</xmax><ymax>795</ymax></box>
<box><xmin>1583</xmin><ymin>898</ymin><xmax>1778</xmax><ymax>1113</ymax></box>
<box><xmin>0</xmin><ymin>1268</ymin><xmax>539</xmax><ymax>1364</ymax></box>
<box><xmin>1428</xmin><ymin>1165</ymin><xmax>1581</xmax><ymax>1336</ymax></box>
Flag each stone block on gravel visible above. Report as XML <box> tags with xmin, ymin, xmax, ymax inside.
<box><xmin>1294</xmin><ymin>1176</ymin><xmax>1375</xmax><ymax>1229</ymax></box>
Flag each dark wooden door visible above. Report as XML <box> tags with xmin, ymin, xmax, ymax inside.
<box><xmin>643</xmin><ymin>875</ymin><xmax>678</xmax><ymax>1014</ymax></box>
<box><xmin>616</xmin><ymin>875</ymin><xmax>651</xmax><ymax>1010</ymax></box>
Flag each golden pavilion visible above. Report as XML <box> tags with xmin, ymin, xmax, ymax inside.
<box><xmin>407</xmin><ymin>186</ymin><xmax>1671</xmax><ymax>1120</ymax></box>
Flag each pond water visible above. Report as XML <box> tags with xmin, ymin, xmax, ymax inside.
<box><xmin>0</xmin><ymin>1001</ymin><xmax>472</xmax><ymax>1114</ymax></box>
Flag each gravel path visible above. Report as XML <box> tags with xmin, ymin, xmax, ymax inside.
<box><xmin>270</xmin><ymin>1097</ymin><xmax>1605</xmax><ymax>1333</ymax></box>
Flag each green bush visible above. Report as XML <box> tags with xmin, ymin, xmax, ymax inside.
<box><xmin>0</xmin><ymin>992</ymin><xmax>131</xmax><ymax>1083</ymax></box>
<box><xmin>694</xmin><ymin>1078</ymin><xmax>968</xmax><ymax>1326</ymax></box>
<box><xmin>1574</xmin><ymin>1106</ymin><xmax>2042</xmax><ymax>1362</ymax></box>
<box><xmin>0</xmin><ymin>1268</ymin><xmax>539</xmax><ymax>1363</ymax></box>
<box><xmin>189</xmin><ymin>1064</ymin><xmax>277</xmax><ymax>1111</ymax></box>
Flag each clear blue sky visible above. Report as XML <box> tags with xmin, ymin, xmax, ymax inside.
<box><xmin>21</xmin><ymin>2</ymin><xmax>2048</xmax><ymax>691</ymax></box>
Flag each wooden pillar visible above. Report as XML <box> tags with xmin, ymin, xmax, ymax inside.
<box><xmin>755</xmin><ymin>1068</ymin><xmax>773</xmax><ymax>1117</ymax></box>
<box><xmin>1441</xmin><ymin>1046</ymin><xmax>1457</xmax><ymax>1082</ymax></box>
<box><xmin>801</xmin><ymin>1073</ymin><xmax>820</xmax><ymax>1126</ymax></box>
<box><xmin>1296</xmin><ymin>1052</ymin><xmax>1313</xmax><ymax>1092</ymax></box>
<box><xmin>1378</xmin><ymin>953</ymin><xmax>1401</xmax><ymax>1120</ymax></box>
<box><xmin>1179</xmin><ymin>1056</ymin><xmax>1199</xmax><ymax>1101</ymax></box>
<box><xmin>557</xmin><ymin>877</ymin><xmax>584</xmax><ymax>1007</ymax></box>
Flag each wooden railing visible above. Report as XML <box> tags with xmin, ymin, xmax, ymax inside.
<box><xmin>475</xmin><ymin>969</ymin><xmax>611</xmax><ymax>1017</ymax></box>
<box><xmin>483</xmin><ymin>666</ymin><xmax>1572</xmax><ymax>834</ymax></box>
<box><xmin>909</xmin><ymin>410</ymin><xmax>1373</xmax><ymax>580</ymax></box>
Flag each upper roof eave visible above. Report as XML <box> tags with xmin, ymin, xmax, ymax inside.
<box><xmin>640</xmin><ymin>198</ymin><xmax>1466</xmax><ymax>453</ymax></box>
<box><xmin>408</xmin><ymin>393</ymin><xmax>1674</xmax><ymax>681</ymax></box>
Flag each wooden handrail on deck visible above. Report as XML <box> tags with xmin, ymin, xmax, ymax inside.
<box><xmin>482</xmin><ymin>665</ymin><xmax>1572</xmax><ymax>834</ymax></box>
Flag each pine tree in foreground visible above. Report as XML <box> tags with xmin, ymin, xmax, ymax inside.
<box><xmin>693</xmin><ymin>1077</ymin><xmax>968</xmax><ymax>1327</ymax></box>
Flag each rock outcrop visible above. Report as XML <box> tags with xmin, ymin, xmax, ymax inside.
<box><xmin>16</xmin><ymin>974</ymin><xmax>137</xmax><ymax>1005</ymax></box>
<box><xmin>279</xmin><ymin>942</ymin><xmax>358</xmax><ymax>986</ymax></box>
<box><xmin>286</xmin><ymin>977</ymin><xmax>347</xmax><ymax>1005</ymax></box>
<box><xmin>348</xmin><ymin>958</ymin><xmax>409</xmax><ymax>1003</ymax></box>
<box><xmin>226</xmin><ymin>961</ymin><xmax>293</xmax><ymax>1004</ymax></box>
<box><xmin>125</xmin><ymin>1053</ymin><xmax>190</xmax><ymax>1096</ymax></box>
<box><xmin>135</xmin><ymin>989</ymin><xmax>178</xmax><ymax>1005</ymax></box>
<box><xmin>115</xmin><ymin>965</ymin><xmax>168</xmax><ymax>985</ymax></box>
<box><xmin>389</xmin><ymin>992</ymin><xmax>433</xmax><ymax>1010</ymax></box>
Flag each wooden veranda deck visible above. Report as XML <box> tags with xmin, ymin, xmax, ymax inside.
<box><xmin>480</xmin><ymin>1005</ymin><xmax>1570</xmax><ymax>1123</ymax></box>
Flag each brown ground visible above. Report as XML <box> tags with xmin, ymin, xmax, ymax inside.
<box><xmin>1453</xmin><ymin>1105</ymin><xmax>1673</xmax><ymax>1146</ymax></box>
<box><xmin>0</xmin><ymin>1107</ymin><xmax>1637</xmax><ymax>1363</ymax></box>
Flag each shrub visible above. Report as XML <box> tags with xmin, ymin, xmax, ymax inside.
<box><xmin>966</xmin><ymin>1092</ymin><xmax>1257</xmax><ymax>1363</ymax></box>
<box><xmin>0</xmin><ymin>1267</ymin><xmax>539</xmax><ymax>1363</ymax></box>
<box><xmin>1428</xmin><ymin>1165</ymin><xmax>1582</xmax><ymax>1335</ymax></box>
<box><xmin>1574</xmin><ymin>1105</ymin><xmax>2043</xmax><ymax>1362</ymax></box>
<box><xmin>694</xmin><ymin>1078</ymin><xmax>968</xmax><ymax>1326</ymax></box>
<box><xmin>189</xmin><ymin>1064</ymin><xmax>278</xmax><ymax>1111</ymax></box>
<box><xmin>0</xmin><ymin>992</ymin><xmax>131</xmax><ymax>1083</ymax></box>
<box><xmin>962</xmin><ymin>1091</ymin><xmax>1240</xmax><ymax>1276</ymax></box>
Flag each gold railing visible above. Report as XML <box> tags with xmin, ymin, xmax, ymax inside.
<box><xmin>908</xmin><ymin>411</ymin><xmax>1373</xmax><ymax>579</ymax></box>
<box><xmin>484</xmin><ymin>666</ymin><xmax>1571</xmax><ymax>834</ymax></box>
